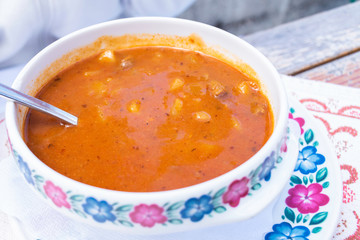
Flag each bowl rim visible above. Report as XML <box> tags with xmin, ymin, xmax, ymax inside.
<box><xmin>5</xmin><ymin>17</ymin><xmax>288</xmax><ymax>199</ymax></box>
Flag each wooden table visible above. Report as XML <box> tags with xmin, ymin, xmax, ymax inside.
<box><xmin>243</xmin><ymin>1</ymin><xmax>360</xmax><ymax>88</ymax></box>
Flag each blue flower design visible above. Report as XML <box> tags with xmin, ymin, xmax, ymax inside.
<box><xmin>180</xmin><ymin>195</ymin><xmax>213</xmax><ymax>222</ymax></box>
<box><xmin>17</xmin><ymin>154</ymin><xmax>34</xmax><ymax>185</ymax></box>
<box><xmin>258</xmin><ymin>151</ymin><xmax>276</xmax><ymax>181</ymax></box>
<box><xmin>295</xmin><ymin>146</ymin><xmax>325</xmax><ymax>174</ymax></box>
<box><xmin>265</xmin><ymin>222</ymin><xmax>310</xmax><ymax>240</ymax></box>
<box><xmin>82</xmin><ymin>197</ymin><xmax>116</xmax><ymax>223</ymax></box>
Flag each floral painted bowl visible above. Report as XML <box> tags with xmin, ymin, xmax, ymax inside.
<box><xmin>5</xmin><ymin>17</ymin><xmax>297</xmax><ymax>234</ymax></box>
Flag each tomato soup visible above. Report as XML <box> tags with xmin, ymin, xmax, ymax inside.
<box><xmin>24</xmin><ymin>46</ymin><xmax>273</xmax><ymax>192</ymax></box>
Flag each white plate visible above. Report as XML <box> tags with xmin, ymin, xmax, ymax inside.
<box><xmin>263</xmin><ymin>97</ymin><xmax>342</xmax><ymax>240</ymax></box>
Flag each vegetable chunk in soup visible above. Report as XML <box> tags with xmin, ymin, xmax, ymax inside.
<box><xmin>25</xmin><ymin>46</ymin><xmax>273</xmax><ymax>192</ymax></box>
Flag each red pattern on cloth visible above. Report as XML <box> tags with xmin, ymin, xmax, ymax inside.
<box><xmin>294</xmin><ymin>97</ymin><xmax>360</xmax><ymax>239</ymax></box>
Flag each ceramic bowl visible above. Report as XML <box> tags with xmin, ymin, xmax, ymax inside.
<box><xmin>6</xmin><ymin>17</ymin><xmax>297</xmax><ymax>234</ymax></box>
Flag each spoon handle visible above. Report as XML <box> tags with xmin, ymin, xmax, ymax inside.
<box><xmin>0</xmin><ymin>83</ymin><xmax>78</xmax><ymax>125</ymax></box>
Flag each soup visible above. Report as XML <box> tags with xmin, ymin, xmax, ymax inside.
<box><xmin>24</xmin><ymin>46</ymin><xmax>273</xmax><ymax>192</ymax></box>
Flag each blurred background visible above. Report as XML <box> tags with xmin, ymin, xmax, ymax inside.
<box><xmin>181</xmin><ymin>0</ymin><xmax>352</xmax><ymax>36</ymax></box>
<box><xmin>0</xmin><ymin>0</ymin><xmax>355</xmax><ymax>69</ymax></box>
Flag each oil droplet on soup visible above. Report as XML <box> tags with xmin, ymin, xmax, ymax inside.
<box><xmin>24</xmin><ymin>46</ymin><xmax>273</xmax><ymax>192</ymax></box>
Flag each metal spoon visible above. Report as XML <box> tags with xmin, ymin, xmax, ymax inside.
<box><xmin>0</xmin><ymin>83</ymin><xmax>78</xmax><ymax>125</ymax></box>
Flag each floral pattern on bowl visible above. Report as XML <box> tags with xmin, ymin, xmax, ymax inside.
<box><xmin>265</xmin><ymin>107</ymin><xmax>331</xmax><ymax>240</ymax></box>
<box><xmin>11</xmin><ymin>122</ymin><xmax>291</xmax><ymax>229</ymax></box>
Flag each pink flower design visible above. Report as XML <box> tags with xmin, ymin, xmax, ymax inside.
<box><xmin>280</xmin><ymin>137</ymin><xmax>287</xmax><ymax>153</ymax></box>
<box><xmin>285</xmin><ymin>183</ymin><xmax>329</xmax><ymax>214</ymax></box>
<box><xmin>129</xmin><ymin>204</ymin><xmax>167</xmax><ymax>227</ymax></box>
<box><xmin>222</xmin><ymin>177</ymin><xmax>249</xmax><ymax>207</ymax></box>
<box><xmin>289</xmin><ymin>113</ymin><xmax>305</xmax><ymax>134</ymax></box>
<box><xmin>43</xmin><ymin>181</ymin><xmax>71</xmax><ymax>209</ymax></box>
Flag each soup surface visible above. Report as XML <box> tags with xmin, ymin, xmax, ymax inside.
<box><xmin>25</xmin><ymin>46</ymin><xmax>273</xmax><ymax>192</ymax></box>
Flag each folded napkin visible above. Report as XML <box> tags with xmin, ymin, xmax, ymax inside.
<box><xmin>0</xmin><ymin>71</ymin><xmax>359</xmax><ymax>239</ymax></box>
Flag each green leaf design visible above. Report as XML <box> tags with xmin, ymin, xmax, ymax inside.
<box><xmin>248</xmin><ymin>170</ymin><xmax>255</xmax><ymax>178</ymax></box>
<box><xmin>303</xmin><ymin>214</ymin><xmax>310</xmax><ymax>223</ymax></box>
<box><xmin>296</xmin><ymin>213</ymin><xmax>303</xmax><ymax>223</ymax></box>
<box><xmin>322</xmin><ymin>181</ymin><xmax>330</xmax><ymax>188</ymax></box>
<box><xmin>167</xmin><ymin>201</ymin><xmax>184</xmax><ymax>211</ymax></box>
<box><xmin>70</xmin><ymin>195</ymin><xmax>84</xmax><ymax>202</ymax></box>
<box><xmin>212</xmin><ymin>198</ymin><xmax>222</xmax><ymax>208</ymax></box>
<box><xmin>276</xmin><ymin>156</ymin><xmax>283</xmax><ymax>164</ymax></box>
<box><xmin>304</xmin><ymin>129</ymin><xmax>314</xmax><ymax>144</ymax></box>
<box><xmin>115</xmin><ymin>205</ymin><xmax>133</xmax><ymax>212</ymax></box>
<box><xmin>309</xmin><ymin>212</ymin><xmax>328</xmax><ymax>225</ymax></box>
<box><xmin>119</xmin><ymin>220</ymin><xmax>134</xmax><ymax>227</ymax></box>
<box><xmin>309</xmin><ymin>174</ymin><xmax>314</xmax><ymax>183</ymax></box>
<box><xmin>312</xmin><ymin>227</ymin><xmax>322</xmax><ymax>234</ymax></box>
<box><xmin>36</xmin><ymin>186</ymin><xmax>47</xmax><ymax>198</ymax></box>
<box><xmin>316</xmin><ymin>168</ymin><xmax>328</xmax><ymax>183</ymax></box>
<box><xmin>303</xmin><ymin>176</ymin><xmax>308</xmax><ymax>185</ymax></box>
<box><xmin>214</xmin><ymin>206</ymin><xmax>226</xmax><ymax>213</ymax></box>
<box><xmin>251</xmin><ymin>183</ymin><xmax>261</xmax><ymax>190</ymax></box>
<box><xmin>74</xmin><ymin>208</ymin><xmax>87</xmax><ymax>218</ymax></box>
<box><xmin>313</xmin><ymin>141</ymin><xmax>319</xmax><ymax>147</ymax></box>
<box><xmin>299</xmin><ymin>139</ymin><xmax>304</xmax><ymax>145</ymax></box>
<box><xmin>251</xmin><ymin>165</ymin><xmax>262</xmax><ymax>184</ymax></box>
<box><xmin>290</xmin><ymin>108</ymin><xmax>295</xmax><ymax>114</ymax></box>
<box><xmin>213</xmin><ymin>187</ymin><xmax>227</xmax><ymax>199</ymax></box>
<box><xmin>34</xmin><ymin>175</ymin><xmax>44</xmax><ymax>183</ymax></box>
<box><xmin>168</xmin><ymin>219</ymin><xmax>183</xmax><ymax>225</ymax></box>
<box><xmin>290</xmin><ymin>175</ymin><xmax>302</xmax><ymax>185</ymax></box>
<box><xmin>284</xmin><ymin>207</ymin><xmax>295</xmax><ymax>223</ymax></box>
